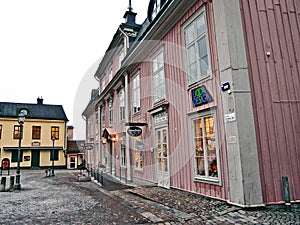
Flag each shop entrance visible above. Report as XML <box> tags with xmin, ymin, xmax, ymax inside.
<box><xmin>155</xmin><ymin>127</ymin><xmax>170</xmax><ymax>188</ymax></box>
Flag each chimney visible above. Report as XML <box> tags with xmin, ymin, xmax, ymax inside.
<box><xmin>37</xmin><ymin>97</ymin><xmax>43</xmax><ymax>105</ymax></box>
<box><xmin>67</xmin><ymin>125</ymin><xmax>74</xmax><ymax>140</ymax></box>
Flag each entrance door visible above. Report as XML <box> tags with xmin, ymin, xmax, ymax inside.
<box><xmin>31</xmin><ymin>150</ymin><xmax>40</xmax><ymax>168</ymax></box>
<box><xmin>156</xmin><ymin>127</ymin><xmax>170</xmax><ymax>188</ymax></box>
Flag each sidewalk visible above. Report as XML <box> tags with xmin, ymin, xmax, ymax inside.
<box><xmin>126</xmin><ymin>186</ymin><xmax>300</xmax><ymax>224</ymax></box>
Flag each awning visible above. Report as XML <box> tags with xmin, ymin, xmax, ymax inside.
<box><xmin>3</xmin><ymin>146</ymin><xmax>63</xmax><ymax>151</ymax></box>
<box><xmin>102</xmin><ymin>128</ymin><xmax>117</xmax><ymax>140</ymax></box>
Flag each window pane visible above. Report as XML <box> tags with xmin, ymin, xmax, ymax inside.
<box><xmin>185</xmin><ymin>24</ymin><xmax>194</xmax><ymax>45</ymax></box>
<box><xmin>198</xmin><ymin>37</ymin><xmax>208</xmax><ymax>77</ymax></box>
<box><xmin>196</xmin><ymin>15</ymin><xmax>206</xmax><ymax>37</ymax></box>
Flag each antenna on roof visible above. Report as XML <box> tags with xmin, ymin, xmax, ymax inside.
<box><xmin>128</xmin><ymin>0</ymin><xmax>132</xmax><ymax>12</ymax></box>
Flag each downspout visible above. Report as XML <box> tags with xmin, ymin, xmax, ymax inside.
<box><xmin>119</xmin><ymin>26</ymin><xmax>132</xmax><ymax>181</ymax></box>
<box><xmin>124</xmin><ymin>72</ymin><xmax>132</xmax><ymax>181</ymax></box>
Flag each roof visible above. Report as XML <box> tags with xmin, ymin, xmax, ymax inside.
<box><xmin>0</xmin><ymin>102</ymin><xmax>68</xmax><ymax>121</ymax></box>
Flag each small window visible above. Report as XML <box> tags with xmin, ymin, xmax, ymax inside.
<box><xmin>184</xmin><ymin>10</ymin><xmax>210</xmax><ymax>85</ymax></box>
<box><xmin>119</xmin><ymin>49</ymin><xmax>125</xmax><ymax>69</ymax></box>
<box><xmin>109</xmin><ymin>99</ymin><xmax>113</xmax><ymax>126</ymax></box>
<box><xmin>101</xmin><ymin>106</ymin><xmax>105</xmax><ymax>129</ymax></box>
<box><xmin>132</xmin><ymin>73</ymin><xmax>141</xmax><ymax>114</ymax></box>
<box><xmin>14</xmin><ymin>125</ymin><xmax>21</xmax><ymax>139</ymax></box>
<box><xmin>119</xmin><ymin>88</ymin><xmax>125</xmax><ymax>121</ymax></box>
<box><xmin>152</xmin><ymin>49</ymin><xmax>165</xmax><ymax>103</ymax></box>
<box><xmin>108</xmin><ymin>65</ymin><xmax>113</xmax><ymax>82</ymax></box>
<box><xmin>32</xmin><ymin>126</ymin><xmax>41</xmax><ymax>139</ymax></box>
<box><xmin>0</xmin><ymin>125</ymin><xmax>2</xmax><ymax>139</ymax></box>
<box><xmin>51</xmin><ymin>126</ymin><xmax>59</xmax><ymax>140</ymax></box>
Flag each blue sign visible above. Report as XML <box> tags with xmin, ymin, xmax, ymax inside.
<box><xmin>191</xmin><ymin>85</ymin><xmax>213</xmax><ymax>107</ymax></box>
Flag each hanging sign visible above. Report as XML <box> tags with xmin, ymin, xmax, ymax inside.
<box><xmin>191</xmin><ymin>85</ymin><xmax>213</xmax><ymax>107</ymax></box>
<box><xmin>127</xmin><ymin>126</ymin><xmax>142</xmax><ymax>137</ymax></box>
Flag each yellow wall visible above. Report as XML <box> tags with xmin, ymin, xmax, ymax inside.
<box><xmin>0</xmin><ymin>118</ymin><xmax>67</xmax><ymax>168</ymax></box>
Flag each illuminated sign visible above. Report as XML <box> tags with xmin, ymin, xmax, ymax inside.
<box><xmin>191</xmin><ymin>85</ymin><xmax>213</xmax><ymax>107</ymax></box>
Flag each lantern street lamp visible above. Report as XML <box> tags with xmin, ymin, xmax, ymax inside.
<box><xmin>51</xmin><ymin>135</ymin><xmax>56</xmax><ymax>176</ymax></box>
<box><xmin>14</xmin><ymin>112</ymin><xmax>25</xmax><ymax>190</ymax></box>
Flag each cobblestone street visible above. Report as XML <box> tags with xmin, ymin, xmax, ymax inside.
<box><xmin>1</xmin><ymin>170</ymin><xmax>299</xmax><ymax>224</ymax></box>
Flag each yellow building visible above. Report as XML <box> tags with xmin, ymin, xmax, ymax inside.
<box><xmin>0</xmin><ymin>98</ymin><xmax>68</xmax><ymax>170</ymax></box>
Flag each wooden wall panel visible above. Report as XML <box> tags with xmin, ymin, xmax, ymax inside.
<box><xmin>240</xmin><ymin>0</ymin><xmax>300</xmax><ymax>204</ymax></box>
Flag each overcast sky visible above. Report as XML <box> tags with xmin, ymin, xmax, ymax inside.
<box><xmin>0</xmin><ymin>0</ymin><xmax>149</xmax><ymax>139</ymax></box>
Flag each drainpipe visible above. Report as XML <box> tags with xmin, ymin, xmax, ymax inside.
<box><xmin>124</xmin><ymin>72</ymin><xmax>132</xmax><ymax>181</ymax></box>
<box><xmin>118</xmin><ymin>27</ymin><xmax>129</xmax><ymax>55</ymax></box>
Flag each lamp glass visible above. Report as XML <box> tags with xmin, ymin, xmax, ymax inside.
<box><xmin>18</xmin><ymin>113</ymin><xmax>25</xmax><ymax>124</ymax></box>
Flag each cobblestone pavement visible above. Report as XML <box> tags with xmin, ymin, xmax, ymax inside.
<box><xmin>1</xmin><ymin>170</ymin><xmax>299</xmax><ymax>225</ymax></box>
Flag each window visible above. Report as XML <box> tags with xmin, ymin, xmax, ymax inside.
<box><xmin>0</xmin><ymin>125</ymin><xmax>2</xmax><ymax>139</ymax></box>
<box><xmin>51</xmin><ymin>126</ymin><xmax>59</xmax><ymax>140</ymax></box>
<box><xmin>134</xmin><ymin>136</ymin><xmax>143</xmax><ymax>169</ymax></box>
<box><xmin>151</xmin><ymin>0</ymin><xmax>161</xmax><ymax>21</ymax></box>
<box><xmin>50</xmin><ymin>149</ymin><xmax>59</xmax><ymax>161</ymax></box>
<box><xmin>95</xmin><ymin>110</ymin><xmax>99</xmax><ymax>134</ymax></box>
<box><xmin>119</xmin><ymin>88</ymin><xmax>125</xmax><ymax>121</ymax></box>
<box><xmin>109</xmin><ymin>99</ymin><xmax>113</xmax><ymax>126</ymax></box>
<box><xmin>119</xmin><ymin>49</ymin><xmax>124</xmax><ymax>69</ymax></box>
<box><xmin>101</xmin><ymin>77</ymin><xmax>105</xmax><ymax>92</ymax></box>
<box><xmin>101</xmin><ymin>106</ymin><xmax>105</xmax><ymax>129</ymax></box>
<box><xmin>32</xmin><ymin>126</ymin><xmax>41</xmax><ymax>139</ymax></box>
<box><xmin>14</xmin><ymin>125</ymin><xmax>22</xmax><ymax>139</ymax></box>
<box><xmin>184</xmin><ymin>10</ymin><xmax>210</xmax><ymax>85</ymax></box>
<box><xmin>132</xmin><ymin>73</ymin><xmax>140</xmax><ymax>114</ymax></box>
<box><xmin>192</xmin><ymin>112</ymin><xmax>219</xmax><ymax>182</ymax></box>
<box><xmin>12</xmin><ymin>151</ymin><xmax>23</xmax><ymax>162</ymax></box>
<box><xmin>152</xmin><ymin>49</ymin><xmax>165</xmax><ymax>103</ymax></box>
<box><xmin>120</xmin><ymin>143</ymin><xmax>126</xmax><ymax>167</ymax></box>
<box><xmin>108</xmin><ymin>65</ymin><xmax>113</xmax><ymax>82</ymax></box>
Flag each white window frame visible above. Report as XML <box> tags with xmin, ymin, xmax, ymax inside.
<box><xmin>120</xmin><ymin>142</ymin><xmax>126</xmax><ymax>167</ymax></box>
<box><xmin>108</xmin><ymin>65</ymin><xmax>113</xmax><ymax>82</ymax></box>
<box><xmin>119</xmin><ymin>48</ymin><xmax>125</xmax><ymax>69</ymax></box>
<box><xmin>108</xmin><ymin>99</ymin><xmax>113</xmax><ymax>126</ymax></box>
<box><xmin>152</xmin><ymin>48</ymin><xmax>165</xmax><ymax>104</ymax></box>
<box><xmin>190</xmin><ymin>109</ymin><xmax>221</xmax><ymax>185</ymax></box>
<box><xmin>132</xmin><ymin>72</ymin><xmax>140</xmax><ymax>114</ymax></box>
<box><xmin>119</xmin><ymin>88</ymin><xmax>125</xmax><ymax>121</ymax></box>
<box><xmin>183</xmin><ymin>7</ymin><xmax>211</xmax><ymax>86</ymax></box>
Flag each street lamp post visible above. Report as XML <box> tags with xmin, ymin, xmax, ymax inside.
<box><xmin>51</xmin><ymin>135</ymin><xmax>56</xmax><ymax>176</ymax></box>
<box><xmin>14</xmin><ymin>113</ymin><xmax>25</xmax><ymax>190</ymax></box>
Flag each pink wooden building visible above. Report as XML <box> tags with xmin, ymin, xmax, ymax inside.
<box><xmin>83</xmin><ymin>0</ymin><xmax>300</xmax><ymax>207</ymax></box>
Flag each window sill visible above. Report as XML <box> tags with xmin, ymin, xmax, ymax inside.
<box><xmin>194</xmin><ymin>176</ymin><xmax>221</xmax><ymax>186</ymax></box>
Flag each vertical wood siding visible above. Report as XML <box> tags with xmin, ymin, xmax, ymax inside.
<box><xmin>240</xmin><ymin>0</ymin><xmax>300</xmax><ymax>203</ymax></box>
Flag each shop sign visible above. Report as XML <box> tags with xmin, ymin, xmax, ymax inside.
<box><xmin>84</xmin><ymin>144</ymin><xmax>93</xmax><ymax>150</ymax></box>
<box><xmin>191</xmin><ymin>85</ymin><xmax>213</xmax><ymax>107</ymax></box>
<box><xmin>154</xmin><ymin>112</ymin><xmax>167</xmax><ymax>124</ymax></box>
<box><xmin>127</xmin><ymin>126</ymin><xmax>142</xmax><ymax>137</ymax></box>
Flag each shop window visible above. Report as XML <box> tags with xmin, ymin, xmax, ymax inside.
<box><xmin>184</xmin><ymin>8</ymin><xmax>211</xmax><ymax>85</ymax></box>
<box><xmin>152</xmin><ymin>49</ymin><xmax>165</xmax><ymax>103</ymax></box>
<box><xmin>32</xmin><ymin>126</ymin><xmax>41</xmax><ymax>139</ymax></box>
<box><xmin>192</xmin><ymin>111</ymin><xmax>220</xmax><ymax>183</ymax></box>
<box><xmin>134</xmin><ymin>136</ymin><xmax>143</xmax><ymax>170</ymax></box>
<box><xmin>50</xmin><ymin>150</ymin><xmax>59</xmax><ymax>161</ymax></box>
<box><xmin>12</xmin><ymin>151</ymin><xmax>23</xmax><ymax>162</ymax></box>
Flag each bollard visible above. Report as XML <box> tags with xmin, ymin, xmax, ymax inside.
<box><xmin>1</xmin><ymin>177</ymin><xmax>6</xmax><ymax>192</ymax></box>
<box><xmin>10</xmin><ymin>176</ymin><xmax>15</xmax><ymax>190</ymax></box>
<box><xmin>282</xmin><ymin>176</ymin><xmax>291</xmax><ymax>206</ymax></box>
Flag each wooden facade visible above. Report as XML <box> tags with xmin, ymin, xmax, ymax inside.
<box><xmin>83</xmin><ymin>0</ymin><xmax>299</xmax><ymax>206</ymax></box>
